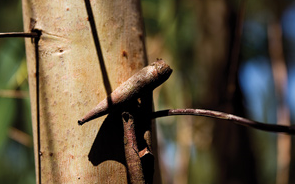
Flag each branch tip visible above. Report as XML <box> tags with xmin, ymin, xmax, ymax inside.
<box><xmin>78</xmin><ymin>119</ymin><xmax>85</xmax><ymax>126</ymax></box>
<box><xmin>0</xmin><ymin>32</ymin><xmax>39</xmax><ymax>38</ymax></box>
<box><xmin>122</xmin><ymin>112</ymin><xmax>130</xmax><ymax>122</ymax></box>
<box><xmin>152</xmin><ymin>109</ymin><xmax>295</xmax><ymax>135</ymax></box>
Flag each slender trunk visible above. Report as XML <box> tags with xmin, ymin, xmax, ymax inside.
<box><xmin>22</xmin><ymin>0</ymin><xmax>158</xmax><ymax>183</ymax></box>
<box><xmin>195</xmin><ymin>0</ymin><xmax>258</xmax><ymax>183</ymax></box>
<box><xmin>268</xmin><ymin>20</ymin><xmax>291</xmax><ymax>184</ymax></box>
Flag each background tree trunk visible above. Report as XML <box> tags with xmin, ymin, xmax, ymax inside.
<box><xmin>22</xmin><ymin>0</ymin><xmax>158</xmax><ymax>183</ymax></box>
<box><xmin>194</xmin><ymin>0</ymin><xmax>258</xmax><ymax>183</ymax></box>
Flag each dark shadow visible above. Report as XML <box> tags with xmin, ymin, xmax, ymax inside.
<box><xmin>83</xmin><ymin>0</ymin><xmax>112</xmax><ymax>96</ymax></box>
<box><xmin>136</xmin><ymin>93</ymin><xmax>155</xmax><ymax>184</ymax></box>
<box><xmin>88</xmin><ymin>97</ymin><xmax>155</xmax><ymax>183</ymax></box>
<box><xmin>88</xmin><ymin>109</ymin><xmax>126</xmax><ymax>166</ymax></box>
<box><xmin>88</xmin><ymin>100</ymin><xmax>144</xmax><ymax>166</ymax></box>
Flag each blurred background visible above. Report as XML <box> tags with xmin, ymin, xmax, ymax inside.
<box><xmin>0</xmin><ymin>0</ymin><xmax>35</xmax><ymax>183</ymax></box>
<box><xmin>1</xmin><ymin>0</ymin><xmax>295</xmax><ymax>183</ymax></box>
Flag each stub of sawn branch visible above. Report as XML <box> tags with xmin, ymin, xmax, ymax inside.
<box><xmin>78</xmin><ymin>59</ymin><xmax>172</xmax><ymax>125</ymax></box>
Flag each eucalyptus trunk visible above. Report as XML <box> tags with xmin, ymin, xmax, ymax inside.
<box><xmin>22</xmin><ymin>0</ymin><xmax>158</xmax><ymax>183</ymax></box>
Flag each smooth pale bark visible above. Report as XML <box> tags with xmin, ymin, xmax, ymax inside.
<box><xmin>22</xmin><ymin>0</ymin><xmax>155</xmax><ymax>183</ymax></box>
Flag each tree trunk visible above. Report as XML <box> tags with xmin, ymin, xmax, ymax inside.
<box><xmin>22</xmin><ymin>0</ymin><xmax>157</xmax><ymax>183</ymax></box>
<box><xmin>195</xmin><ymin>0</ymin><xmax>258</xmax><ymax>183</ymax></box>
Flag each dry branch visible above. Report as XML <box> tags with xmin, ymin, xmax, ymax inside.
<box><xmin>78</xmin><ymin>59</ymin><xmax>295</xmax><ymax>134</ymax></box>
<box><xmin>0</xmin><ymin>32</ymin><xmax>38</xmax><ymax>38</ymax></box>
<box><xmin>78</xmin><ymin>59</ymin><xmax>172</xmax><ymax>125</ymax></box>
<box><xmin>122</xmin><ymin>112</ymin><xmax>145</xmax><ymax>184</ymax></box>
<box><xmin>152</xmin><ymin>109</ymin><xmax>295</xmax><ymax>134</ymax></box>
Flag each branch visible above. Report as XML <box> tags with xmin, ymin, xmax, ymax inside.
<box><xmin>0</xmin><ymin>90</ymin><xmax>29</xmax><ymax>99</ymax></box>
<box><xmin>151</xmin><ymin>109</ymin><xmax>295</xmax><ymax>134</ymax></box>
<box><xmin>78</xmin><ymin>60</ymin><xmax>172</xmax><ymax>125</ymax></box>
<box><xmin>122</xmin><ymin>112</ymin><xmax>145</xmax><ymax>184</ymax></box>
<box><xmin>0</xmin><ymin>32</ymin><xmax>39</xmax><ymax>38</ymax></box>
<box><xmin>77</xmin><ymin>60</ymin><xmax>295</xmax><ymax>134</ymax></box>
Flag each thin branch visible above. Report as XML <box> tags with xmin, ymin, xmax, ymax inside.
<box><xmin>151</xmin><ymin>109</ymin><xmax>295</xmax><ymax>134</ymax></box>
<box><xmin>0</xmin><ymin>32</ymin><xmax>39</xmax><ymax>38</ymax></box>
<box><xmin>8</xmin><ymin>127</ymin><xmax>32</xmax><ymax>147</ymax></box>
<box><xmin>0</xmin><ymin>90</ymin><xmax>29</xmax><ymax>99</ymax></box>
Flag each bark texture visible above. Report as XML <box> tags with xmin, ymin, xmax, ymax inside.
<box><xmin>22</xmin><ymin>0</ymin><xmax>153</xmax><ymax>183</ymax></box>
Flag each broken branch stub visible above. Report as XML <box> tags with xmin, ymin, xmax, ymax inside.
<box><xmin>78</xmin><ymin>59</ymin><xmax>172</xmax><ymax>125</ymax></box>
<box><xmin>122</xmin><ymin>112</ymin><xmax>145</xmax><ymax>184</ymax></box>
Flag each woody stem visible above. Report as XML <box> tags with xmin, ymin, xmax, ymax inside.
<box><xmin>151</xmin><ymin>109</ymin><xmax>295</xmax><ymax>134</ymax></box>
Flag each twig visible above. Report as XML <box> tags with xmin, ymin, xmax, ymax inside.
<box><xmin>0</xmin><ymin>32</ymin><xmax>39</xmax><ymax>38</ymax></box>
<box><xmin>122</xmin><ymin>112</ymin><xmax>145</xmax><ymax>184</ymax></box>
<box><xmin>151</xmin><ymin>109</ymin><xmax>295</xmax><ymax>134</ymax></box>
<box><xmin>0</xmin><ymin>90</ymin><xmax>29</xmax><ymax>99</ymax></box>
<box><xmin>8</xmin><ymin>127</ymin><xmax>32</xmax><ymax>147</ymax></box>
<box><xmin>78</xmin><ymin>60</ymin><xmax>172</xmax><ymax>125</ymax></box>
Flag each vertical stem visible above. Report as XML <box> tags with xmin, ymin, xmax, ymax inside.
<box><xmin>227</xmin><ymin>0</ymin><xmax>247</xmax><ymax>99</ymax></box>
<box><xmin>268</xmin><ymin>21</ymin><xmax>291</xmax><ymax>184</ymax></box>
<box><xmin>122</xmin><ymin>112</ymin><xmax>145</xmax><ymax>184</ymax></box>
<box><xmin>174</xmin><ymin>116</ymin><xmax>192</xmax><ymax>184</ymax></box>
